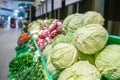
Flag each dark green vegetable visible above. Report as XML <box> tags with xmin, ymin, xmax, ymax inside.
<box><xmin>8</xmin><ymin>53</ymin><xmax>48</xmax><ymax>80</ymax></box>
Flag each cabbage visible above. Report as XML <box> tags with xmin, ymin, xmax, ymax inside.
<box><xmin>51</xmin><ymin>43</ymin><xmax>78</xmax><ymax>69</ymax></box>
<box><xmin>95</xmin><ymin>45</ymin><xmax>120</xmax><ymax>80</ymax></box>
<box><xmin>52</xmin><ymin>30</ymin><xmax>76</xmax><ymax>47</ymax></box>
<box><xmin>82</xmin><ymin>11</ymin><xmax>104</xmax><ymax>26</ymax></box>
<box><xmin>62</xmin><ymin>13</ymin><xmax>83</xmax><ymax>32</ymax></box>
<box><xmin>58</xmin><ymin>61</ymin><xmax>101</xmax><ymax>80</ymax></box>
<box><xmin>52</xmin><ymin>34</ymin><xmax>65</xmax><ymax>47</ymax></box>
<box><xmin>43</xmin><ymin>44</ymin><xmax>52</xmax><ymax>60</ymax></box>
<box><xmin>44</xmin><ymin>45</ymin><xmax>58</xmax><ymax>76</ymax></box>
<box><xmin>47</xmin><ymin>52</ymin><xmax>62</xmax><ymax>80</ymax></box>
<box><xmin>62</xmin><ymin>11</ymin><xmax>104</xmax><ymax>33</ymax></box>
<box><xmin>46</xmin><ymin>54</ymin><xmax>59</xmax><ymax>75</ymax></box>
<box><xmin>64</xmin><ymin>30</ymin><xmax>76</xmax><ymax>43</ymax></box>
<box><xmin>73</xmin><ymin>24</ymin><xmax>108</xmax><ymax>54</ymax></box>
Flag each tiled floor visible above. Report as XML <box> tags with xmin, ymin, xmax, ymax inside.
<box><xmin>0</xmin><ymin>28</ymin><xmax>20</xmax><ymax>80</ymax></box>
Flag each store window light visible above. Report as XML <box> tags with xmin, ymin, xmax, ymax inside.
<box><xmin>14</xmin><ymin>10</ymin><xmax>19</xmax><ymax>17</ymax></box>
<box><xmin>41</xmin><ymin>0</ymin><xmax>46</xmax><ymax>2</ymax></box>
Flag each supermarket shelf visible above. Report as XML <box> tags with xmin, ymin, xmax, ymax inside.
<box><xmin>107</xmin><ymin>35</ymin><xmax>120</xmax><ymax>45</ymax></box>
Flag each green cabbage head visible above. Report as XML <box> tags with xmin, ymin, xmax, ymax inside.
<box><xmin>73</xmin><ymin>24</ymin><xmax>108</xmax><ymax>54</ymax></box>
<box><xmin>58</xmin><ymin>61</ymin><xmax>101</xmax><ymax>80</ymax></box>
<box><xmin>43</xmin><ymin>44</ymin><xmax>53</xmax><ymax>60</ymax></box>
<box><xmin>47</xmin><ymin>54</ymin><xmax>60</xmax><ymax>76</ymax></box>
<box><xmin>47</xmin><ymin>55</ymin><xmax>61</xmax><ymax>79</ymax></box>
<box><xmin>95</xmin><ymin>45</ymin><xmax>120</xmax><ymax>80</ymax></box>
<box><xmin>52</xmin><ymin>34</ymin><xmax>65</xmax><ymax>47</ymax></box>
<box><xmin>62</xmin><ymin>11</ymin><xmax>104</xmax><ymax>33</ymax></box>
<box><xmin>51</xmin><ymin>43</ymin><xmax>78</xmax><ymax>70</ymax></box>
<box><xmin>62</xmin><ymin>13</ymin><xmax>83</xmax><ymax>33</ymax></box>
<box><xmin>52</xmin><ymin>30</ymin><xmax>76</xmax><ymax>47</ymax></box>
<box><xmin>82</xmin><ymin>11</ymin><xmax>104</xmax><ymax>26</ymax></box>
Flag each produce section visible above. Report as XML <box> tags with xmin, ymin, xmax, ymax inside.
<box><xmin>8</xmin><ymin>11</ymin><xmax>120</xmax><ymax>80</ymax></box>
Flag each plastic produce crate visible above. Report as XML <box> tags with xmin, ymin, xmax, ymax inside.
<box><xmin>32</xmin><ymin>37</ymin><xmax>53</xmax><ymax>80</ymax></box>
<box><xmin>107</xmin><ymin>35</ymin><xmax>120</xmax><ymax>45</ymax></box>
<box><xmin>32</xmin><ymin>35</ymin><xmax>120</xmax><ymax>80</ymax></box>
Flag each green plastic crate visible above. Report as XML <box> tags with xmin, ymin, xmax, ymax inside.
<box><xmin>107</xmin><ymin>35</ymin><xmax>120</xmax><ymax>45</ymax></box>
<box><xmin>16</xmin><ymin>47</ymin><xmax>29</xmax><ymax>57</ymax></box>
<box><xmin>32</xmin><ymin>37</ymin><xmax>53</xmax><ymax>80</ymax></box>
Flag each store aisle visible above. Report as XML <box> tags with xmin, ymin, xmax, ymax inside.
<box><xmin>0</xmin><ymin>28</ymin><xmax>20</xmax><ymax>80</ymax></box>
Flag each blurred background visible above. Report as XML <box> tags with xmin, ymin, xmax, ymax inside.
<box><xmin>0</xmin><ymin>0</ymin><xmax>120</xmax><ymax>35</ymax></box>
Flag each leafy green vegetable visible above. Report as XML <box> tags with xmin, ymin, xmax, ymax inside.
<box><xmin>58</xmin><ymin>61</ymin><xmax>101</xmax><ymax>80</ymax></box>
<box><xmin>62</xmin><ymin>11</ymin><xmax>104</xmax><ymax>33</ymax></box>
<box><xmin>64</xmin><ymin>30</ymin><xmax>76</xmax><ymax>44</ymax></box>
<box><xmin>28</xmin><ymin>39</ymin><xmax>37</xmax><ymax>52</ymax></box>
<box><xmin>51</xmin><ymin>30</ymin><xmax>76</xmax><ymax>47</ymax></box>
<box><xmin>62</xmin><ymin>13</ymin><xmax>83</xmax><ymax>33</ymax></box>
<box><xmin>9</xmin><ymin>53</ymin><xmax>34</xmax><ymax>73</ymax></box>
<box><xmin>51</xmin><ymin>34</ymin><xmax>65</xmax><ymax>47</ymax></box>
<box><xmin>8</xmin><ymin>53</ymin><xmax>48</xmax><ymax>80</ymax></box>
<box><xmin>73</xmin><ymin>24</ymin><xmax>108</xmax><ymax>54</ymax></box>
<box><xmin>51</xmin><ymin>43</ymin><xmax>78</xmax><ymax>70</ymax></box>
<box><xmin>43</xmin><ymin>44</ymin><xmax>53</xmax><ymax>60</ymax></box>
<box><xmin>46</xmin><ymin>54</ymin><xmax>61</xmax><ymax>77</ymax></box>
<box><xmin>82</xmin><ymin>11</ymin><xmax>104</xmax><ymax>26</ymax></box>
<box><xmin>15</xmin><ymin>43</ymin><xmax>28</xmax><ymax>51</ymax></box>
<box><xmin>95</xmin><ymin>44</ymin><xmax>120</xmax><ymax>80</ymax></box>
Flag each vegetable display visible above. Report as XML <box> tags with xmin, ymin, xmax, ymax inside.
<box><xmin>9</xmin><ymin>11</ymin><xmax>120</xmax><ymax>80</ymax></box>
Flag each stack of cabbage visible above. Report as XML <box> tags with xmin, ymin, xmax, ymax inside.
<box><xmin>43</xmin><ymin>11</ymin><xmax>120</xmax><ymax>80</ymax></box>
